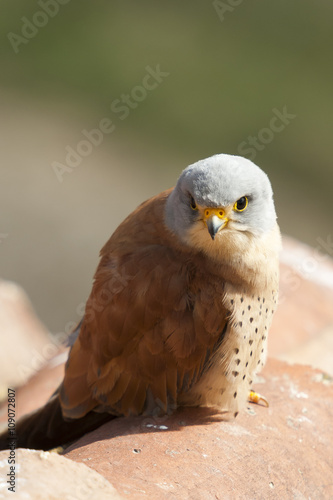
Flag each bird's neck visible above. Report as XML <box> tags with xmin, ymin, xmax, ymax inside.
<box><xmin>197</xmin><ymin>224</ymin><xmax>281</xmax><ymax>292</ymax></box>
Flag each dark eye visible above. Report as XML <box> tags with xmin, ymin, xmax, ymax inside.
<box><xmin>234</xmin><ymin>196</ymin><xmax>248</xmax><ymax>212</ymax></box>
<box><xmin>190</xmin><ymin>195</ymin><xmax>198</xmax><ymax>210</ymax></box>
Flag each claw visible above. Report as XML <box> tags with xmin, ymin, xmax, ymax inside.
<box><xmin>49</xmin><ymin>446</ymin><xmax>65</xmax><ymax>454</ymax></box>
<box><xmin>248</xmin><ymin>390</ymin><xmax>269</xmax><ymax>407</ymax></box>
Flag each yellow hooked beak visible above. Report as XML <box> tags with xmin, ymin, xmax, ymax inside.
<box><xmin>203</xmin><ymin>207</ymin><xmax>229</xmax><ymax>240</ymax></box>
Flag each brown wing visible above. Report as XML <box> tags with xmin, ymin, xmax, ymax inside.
<box><xmin>60</xmin><ymin>190</ymin><xmax>228</xmax><ymax>419</ymax></box>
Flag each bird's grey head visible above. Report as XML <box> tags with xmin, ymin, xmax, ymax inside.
<box><xmin>165</xmin><ymin>154</ymin><xmax>277</xmax><ymax>250</ymax></box>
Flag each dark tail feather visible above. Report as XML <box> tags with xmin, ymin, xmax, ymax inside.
<box><xmin>0</xmin><ymin>396</ymin><xmax>115</xmax><ymax>451</ymax></box>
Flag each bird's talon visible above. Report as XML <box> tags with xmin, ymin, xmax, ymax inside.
<box><xmin>49</xmin><ymin>446</ymin><xmax>65</xmax><ymax>454</ymax></box>
<box><xmin>248</xmin><ymin>390</ymin><xmax>269</xmax><ymax>407</ymax></box>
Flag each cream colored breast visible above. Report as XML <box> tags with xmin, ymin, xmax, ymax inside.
<box><xmin>180</xmin><ymin>283</ymin><xmax>278</xmax><ymax>417</ymax></box>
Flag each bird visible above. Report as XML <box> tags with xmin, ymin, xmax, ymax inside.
<box><xmin>0</xmin><ymin>153</ymin><xmax>281</xmax><ymax>450</ymax></box>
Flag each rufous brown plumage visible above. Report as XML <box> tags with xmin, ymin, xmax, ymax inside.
<box><xmin>0</xmin><ymin>154</ymin><xmax>280</xmax><ymax>450</ymax></box>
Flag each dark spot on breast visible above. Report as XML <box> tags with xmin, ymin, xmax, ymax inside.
<box><xmin>240</xmin><ymin>297</ymin><xmax>244</xmax><ymax>303</ymax></box>
<box><xmin>249</xmin><ymin>380</ymin><xmax>253</xmax><ymax>385</ymax></box>
<box><xmin>258</xmin><ymin>360</ymin><xmax>261</xmax><ymax>365</ymax></box>
<box><xmin>249</xmin><ymin>340</ymin><xmax>253</xmax><ymax>346</ymax></box>
<box><xmin>235</xmin><ymin>359</ymin><xmax>241</xmax><ymax>365</ymax></box>
<box><xmin>250</xmin><ymin>317</ymin><xmax>254</xmax><ymax>323</ymax></box>
<box><xmin>246</xmin><ymin>362</ymin><xmax>249</xmax><ymax>367</ymax></box>
<box><xmin>259</xmin><ymin>311</ymin><xmax>262</xmax><ymax>316</ymax></box>
<box><xmin>235</xmin><ymin>348</ymin><xmax>239</xmax><ymax>354</ymax></box>
<box><xmin>239</xmin><ymin>321</ymin><xmax>243</xmax><ymax>327</ymax></box>
<box><xmin>234</xmin><ymin>412</ymin><xmax>239</xmax><ymax>418</ymax></box>
<box><xmin>258</xmin><ymin>297</ymin><xmax>260</xmax><ymax>301</ymax></box>
<box><xmin>261</xmin><ymin>348</ymin><xmax>264</xmax><ymax>353</ymax></box>
<box><xmin>263</xmin><ymin>298</ymin><xmax>265</xmax><ymax>303</ymax></box>
<box><xmin>248</xmin><ymin>305</ymin><xmax>251</xmax><ymax>310</ymax></box>
<box><xmin>250</xmin><ymin>351</ymin><xmax>253</xmax><ymax>357</ymax></box>
<box><xmin>231</xmin><ymin>299</ymin><xmax>234</xmax><ymax>305</ymax></box>
<box><xmin>220</xmin><ymin>388</ymin><xmax>225</xmax><ymax>395</ymax></box>
<box><xmin>232</xmin><ymin>371</ymin><xmax>239</xmax><ymax>377</ymax></box>
<box><xmin>255</xmin><ymin>328</ymin><xmax>258</xmax><ymax>334</ymax></box>
<box><xmin>242</xmin><ymin>375</ymin><xmax>246</xmax><ymax>380</ymax></box>
<box><xmin>233</xmin><ymin>392</ymin><xmax>237</xmax><ymax>398</ymax></box>
<box><xmin>242</xmin><ymin>310</ymin><xmax>245</xmax><ymax>315</ymax></box>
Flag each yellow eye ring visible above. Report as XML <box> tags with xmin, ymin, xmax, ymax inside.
<box><xmin>190</xmin><ymin>196</ymin><xmax>198</xmax><ymax>210</ymax></box>
<box><xmin>234</xmin><ymin>196</ymin><xmax>248</xmax><ymax>212</ymax></box>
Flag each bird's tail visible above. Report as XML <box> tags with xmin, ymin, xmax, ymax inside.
<box><xmin>0</xmin><ymin>395</ymin><xmax>115</xmax><ymax>451</ymax></box>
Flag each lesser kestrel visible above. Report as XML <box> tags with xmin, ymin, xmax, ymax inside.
<box><xmin>0</xmin><ymin>153</ymin><xmax>280</xmax><ymax>450</ymax></box>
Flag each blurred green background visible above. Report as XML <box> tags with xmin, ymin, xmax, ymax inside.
<box><xmin>0</xmin><ymin>0</ymin><xmax>332</xmax><ymax>332</ymax></box>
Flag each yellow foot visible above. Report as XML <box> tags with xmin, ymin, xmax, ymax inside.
<box><xmin>49</xmin><ymin>446</ymin><xmax>65</xmax><ymax>454</ymax></box>
<box><xmin>248</xmin><ymin>390</ymin><xmax>269</xmax><ymax>408</ymax></box>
